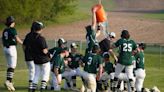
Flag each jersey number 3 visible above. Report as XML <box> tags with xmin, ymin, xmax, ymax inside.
<box><xmin>123</xmin><ymin>43</ymin><xmax>132</xmax><ymax>52</ymax></box>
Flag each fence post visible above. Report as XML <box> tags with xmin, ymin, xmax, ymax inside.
<box><xmin>80</xmin><ymin>41</ymin><xmax>83</xmax><ymax>54</ymax></box>
<box><xmin>159</xmin><ymin>45</ymin><xmax>162</xmax><ymax>69</ymax></box>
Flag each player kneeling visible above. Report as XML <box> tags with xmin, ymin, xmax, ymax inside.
<box><xmin>97</xmin><ymin>52</ymin><xmax>114</xmax><ymax>92</ymax></box>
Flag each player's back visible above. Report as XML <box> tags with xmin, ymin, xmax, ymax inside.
<box><xmin>115</xmin><ymin>38</ymin><xmax>137</xmax><ymax>65</ymax></box>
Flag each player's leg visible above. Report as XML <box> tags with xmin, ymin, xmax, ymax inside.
<box><xmin>40</xmin><ymin>62</ymin><xmax>50</xmax><ymax>91</ymax></box>
<box><xmin>113</xmin><ymin>63</ymin><xmax>125</xmax><ymax>92</ymax></box>
<box><xmin>62</xmin><ymin>70</ymin><xmax>76</xmax><ymax>89</ymax></box>
<box><xmin>125</xmin><ymin>65</ymin><xmax>135</xmax><ymax>92</ymax></box>
<box><xmin>72</xmin><ymin>76</ymin><xmax>76</xmax><ymax>87</ymax></box>
<box><xmin>80</xmin><ymin>71</ymin><xmax>89</xmax><ymax>92</ymax></box>
<box><xmin>87</xmin><ymin>74</ymin><xmax>97</xmax><ymax>92</ymax></box>
<box><xmin>30</xmin><ymin>64</ymin><xmax>41</xmax><ymax>92</ymax></box>
<box><xmin>135</xmin><ymin>69</ymin><xmax>146</xmax><ymax>92</ymax></box>
<box><xmin>97</xmin><ymin>72</ymin><xmax>110</xmax><ymax>91</ymax></box>
<box><xmin>109</xmin><ymin>72</ymin><xmax>115</xmax><ymax>91</ymax></box>
<box><xmin>26</xmin><ymin>61</ymin><xmax>35</xmax><ymax>89</ymax></box>
<box><xmin>49</xmin><ymin>63</ymin><xmax>55</xmax><ymax>90</ymax></box>
<box><xmin>4</xmin><ymin>46</ymin><xmax>17</xmax><ymax>91</ymax></box>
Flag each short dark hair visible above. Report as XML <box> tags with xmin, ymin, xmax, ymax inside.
<box><xmin>92</xmin><ymin>45</ymin><xmax>100</xmax><ymax>53</ymax></box>
<box><xmin>121</xmin><ymin>29</ymin><xmax>130</xmax><ymax>39</ymax></box>
<box><xmin>139</xmin><ymin>43</ymin><xmax>146</xmax><ymax>50</ymax></box>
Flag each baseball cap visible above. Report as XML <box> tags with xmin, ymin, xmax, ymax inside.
<box><xmin>58</xmin><ymin>38</ymin><xmax>67</xmax><ymax>45</ymax></box>
<box><xmin>31</xmin><ymin>21</ymin><xmax>44</xmax><ymax>31</ymax></box>
<box><xmin>70</xmin><ymin>42</ymin><xmax>78</xmax><ymax>48</ymax></box>
<box><xmin>109</xmin><ymin>32</ymin><xmax>116</xmax><ymax>38</ymax></box>
<box><xmin>5</xmin><ymin>16</ymin><xmax>15</xmax><ymax>26</ymax></box>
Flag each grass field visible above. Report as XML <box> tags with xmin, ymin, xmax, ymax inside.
<box><xmin>143</xmin><ymin>12</ymin><xmax>164</xmax><ymax>20</ymax></box>
<box><xmin>0</xmin><ymin>42</ymin><xmax>164</xmax><ymax>92</ymax></box>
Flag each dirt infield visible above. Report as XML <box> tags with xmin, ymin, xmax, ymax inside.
<box><xmin>19</xmin><ymin>12</ymin><xmax>164</xmax><ymax>44</ymax></box>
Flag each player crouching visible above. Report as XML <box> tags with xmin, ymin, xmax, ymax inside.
<box><xmin>97</xmin><ymin>52</ymin><xmax>114</xmax><ymax>92</ymax></box>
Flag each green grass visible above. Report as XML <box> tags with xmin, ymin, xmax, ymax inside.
<box><xmin>143</xmin><ymin>12</ymin><xmax>164</xmax><ymax>20</ymax></box>
<box><xmin>0</xmin><ymin>43</ymin><xmax>164</xmax><ymax>91</ymax></box>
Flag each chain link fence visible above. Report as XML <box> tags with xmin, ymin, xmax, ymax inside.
<box><xmin>0</xmin><ymin>40</ymin><xmax>163</xmax><ymax>71</ymax></box>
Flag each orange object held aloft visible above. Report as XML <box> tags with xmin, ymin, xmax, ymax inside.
<box><xmin>92</xmin><ymin>4</ymin><xmax>107</xmax><ymax>23</ymax></box>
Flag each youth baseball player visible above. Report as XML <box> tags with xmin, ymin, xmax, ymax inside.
<box><xmin>134</xmin><ymin>43</ymin><xmax>146</xmax><ymax>92</ymax></box>
<box><xmin>23</xmin><ymin>22</ymin><xmax>38</xmax><ymax>89</ymax></box>
<box><xmin>49</xmin><ymin>38</ymin><xmax>67</xmax><ymax>90</ymax></box>
<box><xmin>2</xmin><ymin>16</ymin><xmax>23</xmax><ymax>91</ymax></box>
<box><xmin>51</xmin><ymin>47</ymin><xmax>76</xmax><ymax>91</ymax></box>
<box><xmin>81</xmin><ymin>45</ymin><xmax>103</xmax><ymax>92</ymax></box>
<box><xmin>97</xmin><ymin>52</ymin><xmax>114</xmax><ymax>92</ymax></box>
<box><xmin>27</xmin><ymin>21</ymin><xmax>51</xmax><ymax>92</ymax></box>
<box><xmin>85</xmin><ymin>7</ymin><xmax>103</xmax><ymax>54</ymax></box>
<box><xmin>64</xmin><ymin>42</ymin><xmax>83</xmax><ymax>89</ymax></box>
<box><xmin>111</xmin><ymin>29</ymin><xmax>137</xmax><ymax>92</ymax></box>
<box><xmin>99</xmin><ymin>32</ymin><xmax>118</xmax><ymax>62</ymax></box>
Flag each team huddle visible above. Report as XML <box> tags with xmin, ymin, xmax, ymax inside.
<box><xmin>2</xmin><ymin>16</ymin><xmax>146</xmax><ymax>92</ymax></box>
<box><xmin>2</xmin><ymin>2</ymin><xmax>147</xmax><ymax>92</ymax></box>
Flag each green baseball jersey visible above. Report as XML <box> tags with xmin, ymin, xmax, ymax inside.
<box><xmin>83</xmin><ymin>53</ymin><xmax>103</xmax><ymax>74</ymax></box>
<box><xmin>135</xmin><ymin>51</ymin><xmax>144</xmax><ymax>69</ymax></box>
<box><xmin>52</xmin><ymin>54</ymin><xmax>65</xmax><ymax>74</ymax></box>
<box><xmin>68</xmin><ymin>53</ymin><xmax>83</xmax><ymax>69</ymax></box>
<box><xmin>103</xmin><ymin>62</ymin><xmax>114</xmax><ymax>74</ymax></box>
<box><xmin>49</xmin><ymin>47</ymin><xmax>63</xmax><ymax>57</ymax></box>
<box><xmin>49</xmin><ymin>47</ymin><xmax>63</xmax><ymax>62</ymax></box>
<box><xmin>114</xmin><ymin>38</ymin><xmax>137</xmax><ymax>65</ymax></box>
<box><xmin>2</xmin><ymin>27</ymin><xmax>17</xmax><ymax>47</ymax></box>
<box><xmin>86</xmin><ymin>26</ymin><xmax>98</xmax><ymax>52</ymax></box>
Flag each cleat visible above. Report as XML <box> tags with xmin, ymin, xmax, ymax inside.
<box><xmin>4</xmin><ymin>81</ymin><xmax>15</xmax><ymax>91</ymax></box>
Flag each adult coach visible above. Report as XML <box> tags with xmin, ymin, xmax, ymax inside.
<box><xmin>111</xmin><ymin>30</ymin><xmax>137</xmax><ymax>92</ymax></box>
<box><xmin>134</xmin><ymin>43</ymin><xmax>146</xmax><ymax>92</ymax></box>
<box><xmin>2</xmin><ymin>16</ymin><xmax>23</xmax><ymax>91</ymax></box>
<box><xmin>28</xmin><ymin>21</ymin><xmax>51</xmax><ymax>92</ymax></box>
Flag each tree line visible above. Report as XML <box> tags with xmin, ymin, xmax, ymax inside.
<box><xmin>0</xmin><ymin>0</ymin><xmax>77</xmax><ymax>24</ymax></box>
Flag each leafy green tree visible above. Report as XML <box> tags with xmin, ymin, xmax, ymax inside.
<box><xmin>0</xmin><ymin>0</ymin><xmax>77</xmax><ymax>24</ymax></box>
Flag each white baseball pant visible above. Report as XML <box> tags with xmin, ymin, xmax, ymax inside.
<box><xmin>3</xmin><ymin>46</ymin><xmax>17</xmax><ymax>68</ymax></box>
<box><xmin>135</xmin><ymin>69</ymin><xmax>146</xmax><ymax>92</ymax></box>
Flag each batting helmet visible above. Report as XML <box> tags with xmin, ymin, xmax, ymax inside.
<box><xmin>5</xmin><ymin>16</ymin><xmax>15</xmax><ymax>26</ymax></box>
<box><xmin>121</xmin><ymin>29</ymin><xmax>130</xmax><ymax>39</ymax></box>
<box><xmin>31</xmin><ymin>21</ymin><xmax>44</xmax><ymax>32</ymax></box>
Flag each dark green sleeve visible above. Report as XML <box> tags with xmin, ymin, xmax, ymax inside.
<box><xmin>49</xmin><ymin>47</ymin><xmax>56</xmax><ymax>54</ymax></box>
<box><xmin>53</xmin><ymin>56</ymin><xmax>61</xmax><ymax>68</ymax></box>
<box><xmin>98</xmin><ymin>55</ymin><xmax>103</xmax><ymax>64</ymax></box>
<box><xmin>114</xmin><ymin>39</ymin><xmax>121</xmax><ymax>47</ymax></box>
<box><xmin>132</xmin><ymin>40</ymin><xmax>137</xmax><ymax>50</ymax></box>
<box><xmin>11</xmin><ymin>28</ymin><xmax>17</xmax><ymax>36</ymax></box>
